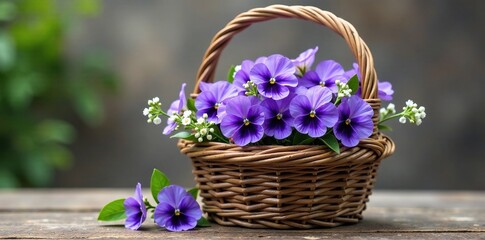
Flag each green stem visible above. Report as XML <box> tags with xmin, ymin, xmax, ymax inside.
<box><xmin>378</xmin><ymin>112</ymin><xmax>404</xmax><ymax>124</ymax></box>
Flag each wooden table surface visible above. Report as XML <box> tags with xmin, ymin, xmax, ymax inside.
<box><xmin>0</xmin><ymin>190</ymin><xmax>484</xmax><ymax>239</ymax></box>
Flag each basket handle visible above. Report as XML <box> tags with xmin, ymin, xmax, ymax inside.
<box><xmin>193</xmin><ymin>4</ymin><xmax>378</xmax><ymax>100</ymax></box>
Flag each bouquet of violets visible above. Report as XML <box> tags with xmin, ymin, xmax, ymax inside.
<box><xmin>144</xmin><ymin>47</ymin><xmax>426</xmax><ymax>153</ymax></box>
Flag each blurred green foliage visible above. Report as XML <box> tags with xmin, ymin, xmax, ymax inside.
<box><xmin>0</xmin><ymin>0</ymin><xmax>117</xmax><ymax>188</ymax></box>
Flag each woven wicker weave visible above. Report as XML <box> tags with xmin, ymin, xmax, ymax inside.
<box><xmin>177</xmin><ymin>5</ymin><xmax>395</xmax><ymax>229</ymax></box>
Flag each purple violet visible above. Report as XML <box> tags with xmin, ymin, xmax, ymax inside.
<box><xmin>123</xmin><ymin>183</ymin><xmax>147</xmax><ymax>230</ymax></box>
<box><xmin>154</xmin><ymin>185</ymin><xmax>202</xmax><ymax>232</ymax></box>
<box><xmin>260</xmin><ymin>95</ymin><xmax>295</xmax><ymax>139</ymax></box>
<box><xmin>333</xmin><ymin>95</ymin><xmax>374</xmax><ymax>147</ymax></box>
<box><xmin>344</xmin><ymin>63</ymin><xmax>394</xmax><ymax>101</ymax></box>
<box><xmin>292</xmin><ymin>46</ymin><xmax>319</xmax><ymax>75</ymax></box>
<box><xmin>195</xmin><ymin>81</ymin><xmax>238</xmax><ymax>123</ymax></box>
<box><xmin>233</xmin><ymin>60</ymin><xmax>255</xmax><ymax>94</ymax></box>
<box><xmin>163</xmin><ymin>83</ymin><xmax>187</xmax><ymax>135</ymax></box>
<box><xmin>300</xmin><ymin>60</ymin><xmax>346</xmax><ymax>93</ymax></box>
<box><xmin>220</xmin><ymin>96</ymin><xmax>265</xmax><ymax>146</ymax></box>
<box><xmin>290</xmin><ymin>86</ymin><xmax>339</xmax><ymax>138</ymax></box>
<box><xmin>250</xmin><ymin>54</ymin><xmax>298</xmax><ymax>100</ymax></box>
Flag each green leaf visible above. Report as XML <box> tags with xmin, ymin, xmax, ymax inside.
<box><xmin>292</xmin><ymin>131</ymin><xmax>315</xmax><ymax>145</ymax></box>
<box><xmin>170</xmin><ymin>131</ymin><xmax>192</xmax><ymax>139</ymax></box>
<box><xmin>0</xmin><ymin>1</ymin><xmax>17</xmax><ymax>21</ymax></box>
<box><xmin>187</xmin><ymin>98</ymin><xmax>196</xmax><ymax>112</ymax></box>
<box><xmin>320</xmin><ymin>133</ymin><xmax>340</xmax><ymax>154</ymax></box>
<box><xmin>150</xmin><ymin>169</ymin><xmax>170</xmax><ymax>203</ymax></box>
<box><xmin>378</xmin><ymin>124</ymin><xmax>393</xmax><ymax>131</ymax></box>
<box><xmin>188</xmin><ymin>187</ymin><xmax>199</xmax><ymax>199</ymax></box>
<box><xmin>197</xmin><ymin>217</ymin><xmax>211</xmax><ymax>227</ymax></box>
<box><xmin>74</xmin><ymin>0</ymin><xmax>99</xmax><ymax>16</ymax></box>
<box><xmin>226</xmin><ymin>65</ymin><xmax>236</xmax><ymax>83</ymax></box>
<box><xmin>37</xmin><ymin>120</ymin><xmax>75</xmax><ymax>144</ymax></box>
<box><xmin>97</xmin><ymin>199</ymin><xmax>126</xmax><ymax>221</ymax></box>
<box><xmin>0</xmin><ymin>30</ymin><xmax>15</xmax><ymax>71</ymax></box>
<box><xmin>347</xmin><ymin>74</ymin><xmax>360</xmax><ymax>95</ymax></box>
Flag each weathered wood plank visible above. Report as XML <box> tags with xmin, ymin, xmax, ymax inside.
<box><xmin>1</xmin><ymin>190</ymin><xmax>484</xmax><ymax>211</ymax></box>
<box><xmin>0</xmin><ymin>207</ymin><xmax>483</xmax><ymax>239</ymax></box>
<box><xmin>0</xmin><ymin>189</ymin><xmax>136</xmax><ymax>211</ymax></box>
<box><xmin>0</xmin><ymin>190</ymin><xmax>484</xmax><ymax>239</ymax></box>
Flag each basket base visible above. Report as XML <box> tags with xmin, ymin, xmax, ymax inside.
<box><xmin>206</xmin><ymin>205</ymin><xmax>366</xmax><ymax>229</ymax></box>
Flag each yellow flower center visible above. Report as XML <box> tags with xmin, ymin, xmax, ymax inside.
<box><xmin>320</xmin><ymin>81</ymin><xmax>325</xmax><ymax>87</ymax></box>
<box><xmin>174</xmin><ymin>209</ymin><xmax>181</xmax><ymax>216</ymax></box>
<box><xmin>214</xmin><ymin>102</ymin><xmax>220</xmax><ymax>110</ymax></box>
<box><xmin>345</xmin><ymin>119</ymin><xmax>351</xmax><ymax>125</ymax></box>
<box><xmin>269</xmin><ymin>77</ymin><xmax>276</xmax><ymax>85</ymax></box>
<box><xmin>243</xmin><ymin>118</ymin><xmax>250</xmax><ymax>126</ymax></box>
<box><xmin>276</xmin><ymin>113</ymin><xmax>283</xmax><ymax>120</ymax></box>
<box><xmin>309</xmin><ymin>110</ymin><xmax>316</xmax><ymax>118</ymax></box>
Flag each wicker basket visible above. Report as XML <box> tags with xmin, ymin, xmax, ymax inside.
<box><xmin>177</xmin><ymin>5</ymin><xmax>395</xmax><ymax>229</ymax></box>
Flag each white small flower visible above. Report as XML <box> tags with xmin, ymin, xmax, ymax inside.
<box><xmin>197</xmin><ymin>118</ymin><xmax>205</xmax><ymax>124</ymax></box>
<box><xmin>169</xmin><ymin>115</ymin><xmax>177</xmax><ymax>122</ymax></box>
<box><xmin>414</xmin><ymin>112</ymin><xmax>421</xmax><ymax>119</ymax></box>
<box><xmin>209</xmin><ymin>128</ymin><xmax>214</xmax><ymax>133</ymax></box>
<box><xmin>153</xmin><ymin>117</ymin><xmax>162</xmax><ymax>125</ymax></box>
<box><xmin>195</xmin><ymin>133</ymin><xmax>201</xmax><ymax>138</ymax></box>
<box><xmin>406</xmin><ymin>100</ymin><xmax>414</xmax><ymax>107</ymax></box>
<box><xmin>143</xmin><ymin>108</ymin><xmax>149</xmax><ymax>116</ymax></box>
<box><xmin>198</xmin><ymin>137</ymin><xmax>203</xmax><ymax>142</ymax></box>
<box><xmin>148</xmin><ymin>114</ymin><xmax>153</xmax><ymax>118</ymax></box>
<box><xmin>152</xmin><ymin>97</ymin><xmax>160</xmax><ymax>103</ymax></box>
<box><xmin>387</xmin><ymin>103</ymin><xmax>395</xmax><ymax>112</ymax></box>
<box><xmin>420</xmin><ymin>112</ymin><xmax>427</xmax><ymax>119</ymax></box>
<box><xmin>200</xmin><ymin>128</ymin><xmax>207</xmax><ymax>135</ymax></box>
<box><xmin>182</xmin><ymin>117</ymin><xmax>191</xmax><ymax>126</ymax></box>
<box><xmin>243</xmin><ymin>83</ymin><xmax>249</xmax><ymax>89</ymax></box>
<box><xmin>416</xmin><ymin>118</ymin><xmax>422</xmax><ymax>126</ymax></box>
<box><xmin>418</xmin><ymin>106</ymin><xmax>425</xmax><ymax>112</ymax></box>
<box><xmin>335</xmin><ymin>80</ymin><xmax>341</xmax><ymax>85</ymax></box>
<box><xmin>202</xmin><ymin>113</ymin><xmax>208</xmax><ymax>119</ymax></box>
<box><xmin>380</xmin><ymin>108</ymin><xmax>387</xmax><ymax>114</ymax></box>
<box><xmin>206</xmin><ymin>135</ymin><xmax>213</xmax><ymax>140</ymax></box>
<box><xmin>399</xmin><ymin>116</ymin><xmax>407</xmax><ymax>124</ymax></box>
<box><xmin>183</xmin><ymin>110</ymin><xmax>192</xmax><ymax>118</ymax></box>
<box><xmin>233</xmin><ymin>65</ymin><xmax>242</xmax><ymax>77</ymax></box>
<box><xmin>147</xmin><ymin>119</ymin><xmax>152</xmax><ymax>123</ymax></box>
<box><xmin>412</xmin><ymin>108</ymin><xmax>419</xmax><ymax>113</ymax></box>
<box><xmin>209</xmin><ymin>121</ymin><xmax>215</xmax><ymax>125</ymax></box>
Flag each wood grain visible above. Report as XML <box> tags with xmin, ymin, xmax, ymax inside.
<box><xmin>0</xmin><ymin>190</ymin><xmax>483</xmax><ymax>239</ymax></box>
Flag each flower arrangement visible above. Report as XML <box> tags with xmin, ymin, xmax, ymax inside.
<box><xmin>143</xmin><ymin>47</ymin><xmax>426</xmax><ymax>153</ymax></box>
<box><xmin>98</xmin><ymin>46</ymin><xmax>426</xmax><ymax>232</ymax></box>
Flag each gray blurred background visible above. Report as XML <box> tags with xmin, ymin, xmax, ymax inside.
<box><xmin>52</xmin><ymin>0</ymin><xmax>484</xmax><ymax>190</ymax></box>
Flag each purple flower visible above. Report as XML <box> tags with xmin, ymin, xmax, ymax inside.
<box><xmin>163</xmin><ymin>83</ymin><xmax>187</xmax><ymax>135</ymax></box>
<box><xmin>343</xmin><ymin>63</ymin><xmax>361</xmax><ymax>81</ymax></box>
<box><xmin>220</xmin><ymin>96</ymin><xmax>265</xmax><ymax>146</ymax></box>
<box><xmin>260</xmin><ymin>95</ymin><xmax>295</xmax><ymax>139</ymax></box>
<box><xmin>333</xmin><ymin>95</ymin><xmax>374</xmax><ymax>147</ymax></box>
<box><xmin>292</xmin><ymin>46</ymin><xmax>319</xmax><ymax>75</ymax></box>
<box><xmin>250</xmin><ymin>54</ymin><xmax>298</xmax><ymax>100</ymax></box>
<box><xmin>300</xmin><ymin>60</ymin><xmax>346</xmax><ymax>93</ymax></box>
<box><xmin>377</xmin><ymin>81</ymin><xmax>394</xmax><ymax>101</ymax></box>
<box><xmin>344</xmin><ymin>63</ymin><xmax>394</xmax><ymax>101</ymax></box>
<box><xmin>195</xmin><ymin>81</ymin><xmax>238</xmax><ymax>123</ymax></box>
<box><xmin>290</xmin><ymin>86</ymin><xmax>338</xmax><ymax>138</ymax></box>
<box><xmin>154</xmin><ymin>185</ymin><xmax>202</xmax><ymax>232</ymax></box>
<box><xmin>233</xmin><ymin>60</ymin><xmax>255</xmax><ymax>94</ymax></box>
<box><xmin>123</xmin><ymin>183</ymin><xmax>147</xmax><ymax>230</ymax></box>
